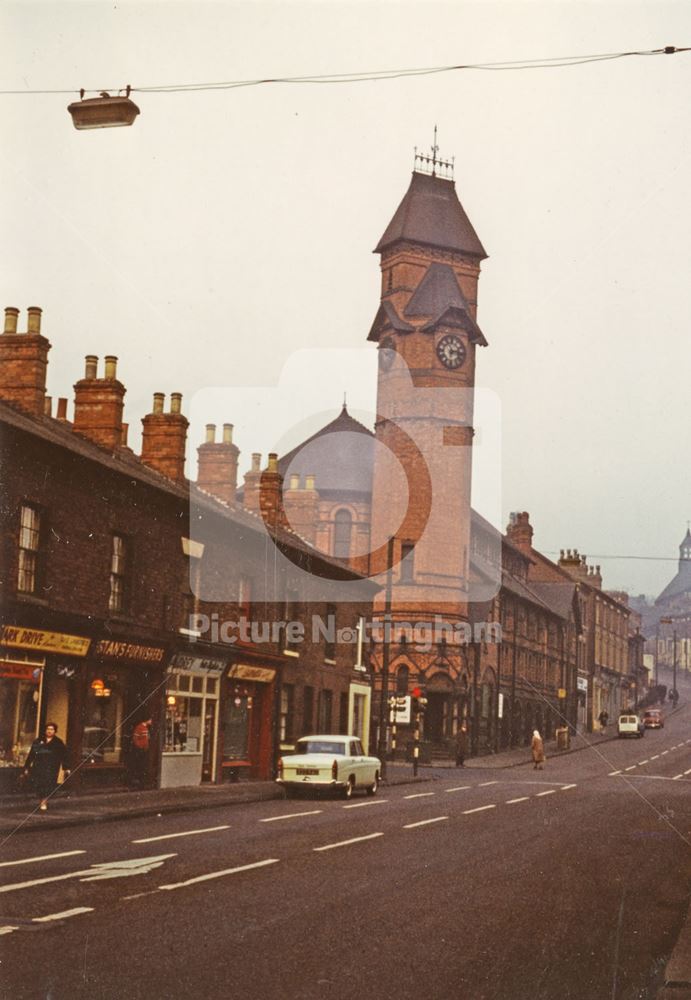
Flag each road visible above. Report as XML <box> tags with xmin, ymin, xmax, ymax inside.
<box><xmin>0</xmin><ymin>705</ymin><xmax>689</xmax><ymax>1000</ymax></box>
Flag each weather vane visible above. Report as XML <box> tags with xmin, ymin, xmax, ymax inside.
<box><xmin>414</xmin><ymin>125</ymin><xmax>454</xmax><ymax>179</ymax></box>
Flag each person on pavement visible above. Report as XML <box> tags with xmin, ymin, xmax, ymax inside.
<box><xmin>598</xmin><ymin>709</ymin><xmax>609</xmax><ymax>733</ymax></box>
<box><xmin>127</xmin><ymin>717</ymin><xmax>153</xmax><ymax>789</ymax></box>
<box><xmin>455</xmin><ymin>724</ymin><xmax>468</xmax><ymax>767</ymax></box>
<box><xmin>531</xmin><ymin>729</ymin><xmax>545</xmax><ymax>770</ymax></box>
<box><xmin>23</xmin><ymin>722</ymin><xmax>70</xmax><ymax>811</ymax></box>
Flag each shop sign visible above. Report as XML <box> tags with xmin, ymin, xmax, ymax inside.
<box><xmin>577</xmin><ymin>676</ymin><xmax>588</xmax><ymax>692</ymax></box>
<box><xmin>170</xmin><ymin>652</ymin><xmax>228</xmax><ymax>674</ymax></box>
<box><xmin>95</xmin><ymin>639</ymin><xmax>166</xmax><ymax>663</ymax></box>
<box><xmin>228</xmin><ymin>664</ymin><xmax>276</xmax><ymax>684</ymax></box>
<box><xmin>0</xmin><ymin>625</ymin><xmax>90</xmax><ymax>657</ymax></box>
<box><xmin>0</xmin><ymin>660</ymin><xmax>43</xmax><ymax>682</ymax></box>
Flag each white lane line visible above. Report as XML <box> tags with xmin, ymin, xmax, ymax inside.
<box><xmin>625</xmin><ymin>766</ymin><xmax>636</xmax><ymax>771</ymax></box>
<box><xmin>638</xmin><ymin>760</ymin><xmax>649</xmax><ymax>766</ymax></box>
<box><xmin>609</xmin><ymin>770</ymin><xmax>622</xmax><ymax>776</ymax></box>
<box><xmin>33</xmin><ymin>907</ymin><xmax>94</xmax><ymax>923</ymax></box>
<box><xmin>133</xmin><ymin>825</ymin><xmax>229</xmax><ymax>843</ymax></box>
<box><xmin>479</xmin><ymin>781</ymin><xmax>499</xmax><ymax>787</ymax></box>
<box><xmin>684</xmin><ymin>769</ymin><xmax>691</xmax><ymax>776</ymax></box>
<box><xmin>0</xmin><ymin>926</ymin><xmax>19</xmax><ymax>936</ymax></box>
<box><xmin>160</xmin><ymin>858</ymin><xmax>279</xmax><ymax>890</ymax></box>
<box><xmin>506</xmin><ymin>797</ymin><xmax>529</xmax><ymax>804</ymax></box>
<box><xmin>463</xmin><ymin>805</ymin><xmax>496</xmax><ymax>815</ymax></box>
<box><xmin>314</xmin><ymin>833</ymin><xmax>384</xmax><ymax>852</ymax></box>
<box><xmin>561</xmin><ymin>784</ymin><xmax>577</xmax><ymax>790</ymax></box>
<box><xmin>672</xmin><ymin>774</ymin><xmax>684</xmax><ymax>780</ymax></box>
<box><xmin>404</xmin><ymin>816</ymin><xmax>448</xmax><ymax>829</ymax></box>
<box><xmin>650</xmin><ymin>755</ymin><xmax>660</xmax><ymax>760</ymax></box>
<box><xmin>535</xmin><ymin>790</ymin><xmax>557</xmax><ymax>797</ymax></box>
<box><xmin>661</xmin><ymin>751</ymin><xmax>669</xmax><ymax>755</ymax></box>
<box><xmin>404</xmin><ymin>792</ymin><xmax>435</xmax><ymax>799</ymax></box>
<box><xmin>0</xmin><ymin>854</ymin><xmax>177</xmax><ymax>894</ymax></box>
<box><xmin>0</xmin><ymin>850</ymin><xmax>86</xmax><ymax>869</ymax></box>
<box><xmin>343</xmin><ymin>800</ymin><xmax>389</xmax><ymax>810</ymax></box>
<box><xmin>260</xmin><ymin>811</ymin><xmax>322</xmax><ymax>822</ymax></box>
<box><xmin>445</xmin><ymin>786</ymin><xmax>471</xmax><ymax>793</ymax></box>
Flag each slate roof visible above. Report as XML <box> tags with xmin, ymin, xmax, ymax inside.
<box><xmin>656</xmin><ymin>562</ymin><xmax>691</xmax><ymax>605</ymax></box>
<box><xmin>277</xmin><ymin>404</ymin><xmax>375</xmax><ymax>499</ymax></box>
<box><xmin>367</xmin><ymin>301</ymin><xmax>415</xmax><ymax>342</ymax></box>
<box><xmin>375</xmin><ymin>171</ymin><xmax>487</xmax><ymax>259</ymax></box>
<box><xmin>404</xmin><ymin>263</ymin><xmax>488</xmax><ymax>345</ymax></box>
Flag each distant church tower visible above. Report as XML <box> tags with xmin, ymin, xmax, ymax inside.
<box><xmin>367</xmin><ymin>139</ymin><xmax>489</xmax><ymax>743</ymax></box>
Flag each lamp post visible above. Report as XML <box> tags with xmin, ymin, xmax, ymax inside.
<box><xmin>376</xmin><ymin>536</ymin><xmax>395</xmax><ymax>779</ymax></box>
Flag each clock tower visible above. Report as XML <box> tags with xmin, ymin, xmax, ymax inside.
<box><xmin>367</xmin><ymin>144</ymin><xmax>488</xmax><ymax>744</ymax></box>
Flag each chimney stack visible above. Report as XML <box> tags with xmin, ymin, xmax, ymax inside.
<box><xmin>0</xmin><ymin>306</ymin><xmax>51</xmax><ymax>416</ymax></box>
<box><xmin>284</xmin><ymin>472</ymin><xmax>320</xmax><ymax>543</ymax></box>
<box><xmin>73</xmin><ymin>355</ymin><xmax>126</xmax><ymax>451</ymax></box>
<box><xmin>258</xmin><ymin>453</ymin><xmax>288</xmax><ymax>529</ymax></box>
<box><xmin>243</xmin><ymin>453</ymin><xmax>263</xmax><ymax>514</ymax></box>
<box><xmin>196</xmin><ymin>421</ymin><xmax>240</xmax><ymax>506</ymax></box>
<box><xmin>56</xmin><ymin>397</ymin><xmax>68</xmax><ymax>421</ymax></box>
<box><xmin>140</xmin><ymin>392</ymin><xmax>189</xmax><ymax>482</ymax></box>
<box><xmin>506</xmin><ymin>511</ymin><xmax>533</xmax><ymax>554</ymax></box>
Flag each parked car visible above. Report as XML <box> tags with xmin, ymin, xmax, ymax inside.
<box><xmin>642</xmin><ymin>709</ymin><xmax>664</xmax><ymax>729</ymax></box>
<box><xmin>277</xmin><ymin>735</ymin><xmax>381</xmax><ymax>799</ymax></box>
<box><xmin>617</xmin><ymin>714</ymin><xmax>645</xmax><ymax>738</ymax></box>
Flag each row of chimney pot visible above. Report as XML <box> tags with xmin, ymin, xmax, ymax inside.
<box><xmin>0</xmin><ymin>308</ymin><xmax>319</xmax><ymax>520</ymax></box>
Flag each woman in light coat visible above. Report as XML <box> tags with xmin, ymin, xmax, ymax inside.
<box><xmin>531</xmin><ymin>729</ymin><xmax>545</xmax><ymax>770</ymax></box>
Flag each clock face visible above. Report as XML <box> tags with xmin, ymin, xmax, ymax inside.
<box><xmin>379</xmin><ymin>338</ymin><xmax>396</xmax><ymax>371</ymax></box>
<box><xmin>436</xmin><ymin>334</ymin><xmax>466</xmax><ymax>370</ymax></box>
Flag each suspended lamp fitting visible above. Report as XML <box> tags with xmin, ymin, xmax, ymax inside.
<box><xmin>67</xmin><ymin>86</ymin><xmax>140</xmax><ymax>130</ymax></box>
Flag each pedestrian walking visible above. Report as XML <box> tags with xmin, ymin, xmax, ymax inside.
<box><xmin>531</xmin><ymin>729</ymin><xmax>545</xmax><ymax>770</ymax></box>
<box><xmin>455</xmin><ymin>724</ymin><xmax>468</xmax><ymax>767</ymax></box>
<box><xmin>598</xmin><ymin>709</ymin><xmax>609</xmax><ymax>733</ymax></box>
<box><xmin>127</xmin><ymin>717</ymin><xmax>152</xmax><ymax>789</ymax></box>
<box><xmin>23</xmin><ymin>722</ymin><xmax>70</xmax><ymax>811</ymax></box>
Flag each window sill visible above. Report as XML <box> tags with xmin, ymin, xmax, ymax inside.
<box><xmin>16</xmin><ymin>592</ymin><xmax>50</xmax><ymax>607</ymax></box>
<box><xmin>323</xmin><ymin>658</ymin><xmax>336</xmax><ymax>666</ymax></box>
<box><xmin>282</xmin><ymin>649</ymin><xmax>300</xmax><ymax>658</ymax></box>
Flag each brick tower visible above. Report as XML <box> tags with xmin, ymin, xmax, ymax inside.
<box><xmin>368</xmin><ymin>143</ymin><xmax>488</xmax><ymax>748</ymax></box>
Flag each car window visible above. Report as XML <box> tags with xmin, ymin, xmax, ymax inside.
<box><xmin>353</xmin><ymin>740</ymin><xmax>364</xmax><ymax>756</ymax></box>
<box><xmin>295</xmin><ymin>740</ymin><xmax>346</xmax><ymax>755</ymax></box>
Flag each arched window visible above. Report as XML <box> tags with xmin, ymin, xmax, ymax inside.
<box><xmin>333</xmin><ymin>509</ymin><xmax>353</xmax><ymax>558</ymax></box>
<box><xmin>396</xmin><ymin>664</ymin><xmax>409</xmax><ymax>694</ymax></box>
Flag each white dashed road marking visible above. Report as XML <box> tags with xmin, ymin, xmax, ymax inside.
<box><xmin>133</xmin><ymin>825</ymin><xmax>229</xmax><ymax>843</ymax></box>
<box><xmin>609</xmin><ymin>771</ymin><xmax>622</xmax><ymax>776</ymax></box>
<box><xmin>404</xmin><ymin>793</ymin><xmax>435</xmax><ymax>799</ymax></box>
<box><xmin>0</xmin><ymin>850</ymin><xmax>86</xmax><ymax>869</ymax></box>
<box><xmin>463</xmin><ymin>805</ymin><xmax>496</xmax><ymax>815</ymax></box>
<box><xmin>260</xmin><ymin>811</ymin><xmax>322</xmax><ymax>822</ymax></box>
<box><xmin>479</xmin><ymin>781</ymin><xmax>499</xmax><ymax>787</ymax></box>
<box><xmin>343</xmin><ymin>800</ymin><xmax>388</xmax><ymax>810</ymax></box>
<box><xmin>650</xmin><ymin>755</ymin><xmax>660</xmax><ymax>760</ymax></box>
<box><xmin>536</xmin><ymin>790</ymin><xmax>557</xmax><ymax>797</ymax></box>
<box><xmin>33</xmin><ymin>907</ymin><xmax>94</xmax><ymax>923</ymax></box>
<box><xmin>561</xmin><ymin>784</ymin><xmax>577</xmax><ymax>790</ymax></box>
<box><xmin>625</xmin><ymin>766</ymin><xmax>636</xmax><ymax>771</ymax></box>
<box><xmin>0</xmin><ymin>854</ymin><xmax>177</xmax><ymax>894</ymax></box>
<box><xmin>506</xmin><ymin>797</ymin><xmax>529</xmax><ymax>804</ymax></box>
<box><xmin>160</xmin><ymin>858</ymin><xmax>279</xmax><ymax>889</ymax></box>
<box><xmin>404</xmin><ymin>816</ymin><xmax>449</xmax><ymax>829</ymax></box>
<box><xmin>638</xmin><ymin>760</ymin><xmax>649</xmax><ymax>766</ymax></box>
<box><xmin>0</xmin><ymin>926</ymin><xmax>19</xmax><ymax>936</ymax></box>
<box><xmin>314</xmin><ymin>833</ymin><xmax>384</xmax><ymax>852</ymax></box>
<box><xmin>445</xmin><ymin>786</ymin><xmax>471</xmax><ymax>793</ymax></box>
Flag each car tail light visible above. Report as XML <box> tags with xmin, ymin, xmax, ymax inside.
<box><xmin>332</xmin><ymin>759</ymin><xmax>338</xmax><ymax>780</ymax></box>
<box><xmin>277</xmin><ymin>758</ymin><xmax>283</xmax><ymax>778</ymax></box>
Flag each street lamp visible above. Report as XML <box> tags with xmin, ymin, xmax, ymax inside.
<box><xmin>67</xmin><ymin>88</ymin><xmax>140</xmax><ymax>130</ymax></box>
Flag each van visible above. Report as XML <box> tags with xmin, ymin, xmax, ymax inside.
<box><xmin>617</xmin><ymin>714</ymin><xmax>644</xmax><ymax>738</ymax></box>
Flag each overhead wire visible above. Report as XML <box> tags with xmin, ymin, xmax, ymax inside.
<box><xmin>0</xmin><ymin>45</ymin><xmax>688</xmax><ymax>96</ymax></box>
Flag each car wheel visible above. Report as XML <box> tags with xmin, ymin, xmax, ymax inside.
<box><xmin>343</xmin><ymin>777</ymin><xmax>355</xmax><ymax>800</ymax></box>
<box><xmin>366</xmin><ymin>772</ymin><xmax>379</xmax><ymax>797</ymax></box>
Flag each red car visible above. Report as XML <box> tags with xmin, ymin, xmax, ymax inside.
<box><xmin>643</xmin><ymin>710</ymin><xmax>664</xmax><ymax>729</ymax></box>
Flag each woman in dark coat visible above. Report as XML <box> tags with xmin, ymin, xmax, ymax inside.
<box><xmin>23</xmin><ymin>722</ymin><xmax>70</xmax><ymax>811</ymax></box>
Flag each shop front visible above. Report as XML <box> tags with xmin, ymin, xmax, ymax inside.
<box><xmin>161</xmin><ymin>650</ymin><xmax>227</xmax><ymax>789</ymax></box>
<box><xmin>0</xmin><ymin>624</ymin><xmax>91</xmax><ymax>793</ymax></box>
<box><xmin>221</xmin><ymin>662</ymin><xmax>278</xmax><ymax>781</ymax></box>
<box><xmin>78</xmin><ymin>636</ymin><xmax>168</xmax><ymax>790</ymax></box>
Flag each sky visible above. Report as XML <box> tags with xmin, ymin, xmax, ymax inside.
<box><xmin>1</xmin><ymin>0</ymin><xmax>690</xmax><ymax>600</ymax></box>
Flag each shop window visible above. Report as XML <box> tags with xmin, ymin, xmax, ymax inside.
<box><xmin>206</xmin><ymin>675</ymin><xmax>217</xmax><ymax>695</ymax></box>
<box><xmin>333</xmin><ymin>510</ymin><xmax>352</xmax><ymax>558</ymax></box>
<box><xmin>82</xmin><ymin>671</ymin><xmax>124</xmax><ymax>764</ymax></box>
<box><xmin>108</xmin><ymin>534</ymin><xmax>128</xmax><ymax>615</ymax></box>
<box><xmin>0</xmin><ymin>669</ymin><xmax>39</xmax><ymax>766</ymax></box>
<box><xmin>318</xmin><ymin>689</ymin><xmax>333</xmax><ymax>732</ymax></box>
<box><xmin>279</xmin><ymin>684</ymin><xmax>294</xmax><ymax>741</ymax></box>
<box><xmin>17</xmin><ymin>504</ymin><xmax>42</xmax><ymax>595</ymax></box>
<box><xmin>165</xmin><ymin>694</ymin><xmax>203</xmax><ymax>752</ymax></box>
<box><xmin>222</xmin><ymin>688</ymin><xmax>251</xmax><ymax>762</ymax></box>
